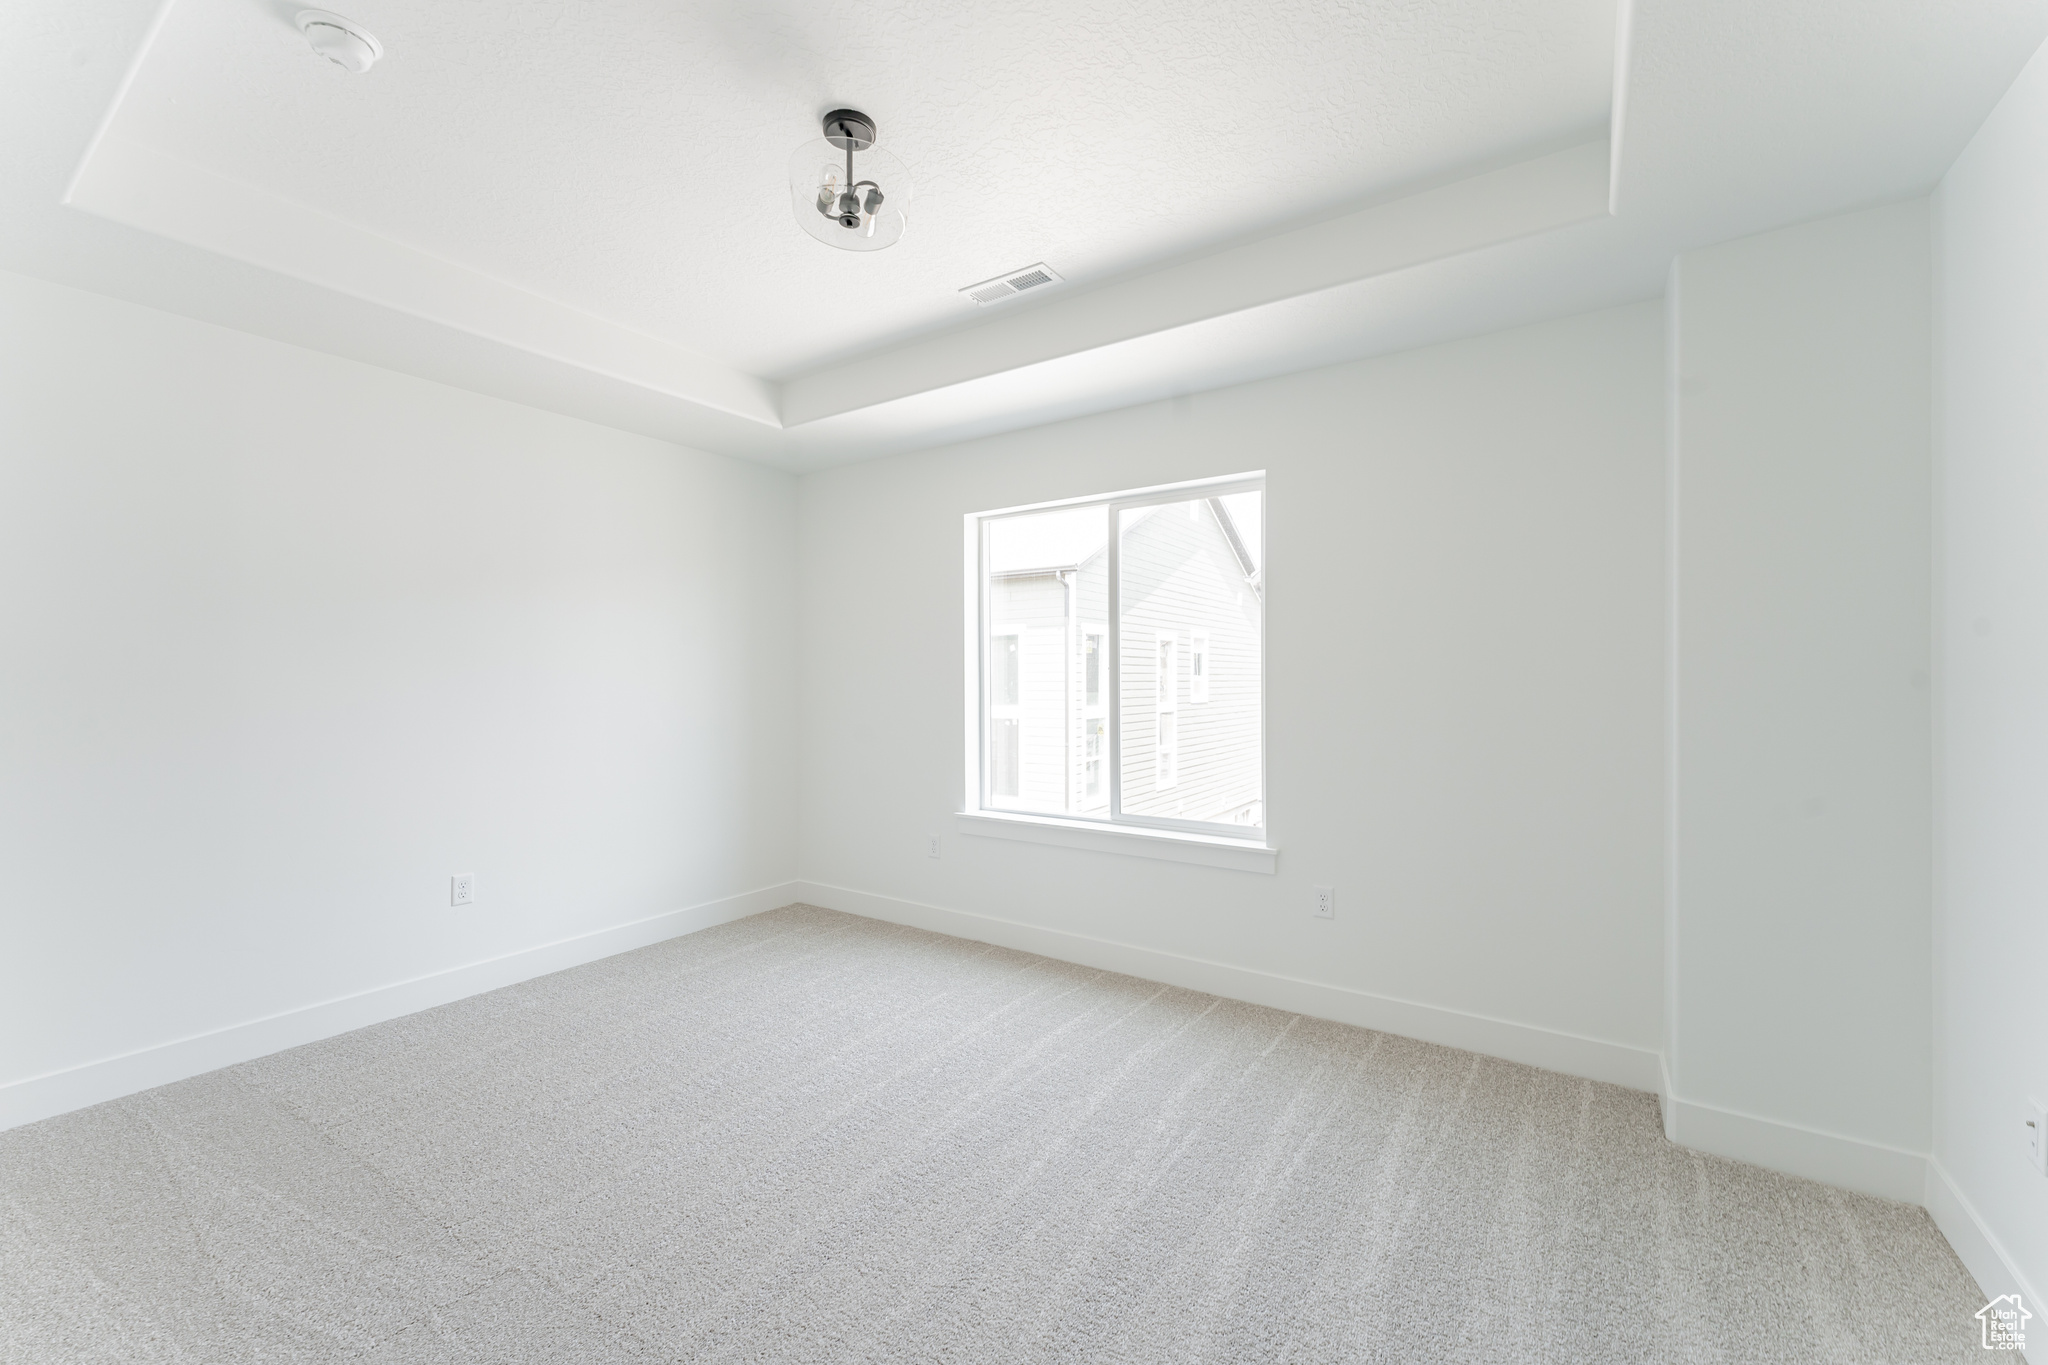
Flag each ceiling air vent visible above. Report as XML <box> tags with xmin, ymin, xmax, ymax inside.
<box><xmin>960</xmin><ymin>263</ymin><xmax>1064</xmax><ymax>306</ymax></box>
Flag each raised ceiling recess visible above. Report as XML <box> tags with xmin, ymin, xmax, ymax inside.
<box><xmin>22</xmin><ymin>0</ymin><xmax>2042</xmax><ymax>471</ymax></box>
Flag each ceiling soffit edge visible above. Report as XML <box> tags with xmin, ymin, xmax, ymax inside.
<box><xmin>65</xmin><ymin>135</ymin><xmax>780</xmax><ymax>428</ymax></box>
<box><xmin>779</xmin><ymin>139</ymin><xmax>1612</xmax><ymax>429</ymax></box>
<box><xmin>64</xmin><ymin>25</ymin><xmax>1613</xmax><ymax>458</ymax></box>
<box><xmin>63</xmin><ymin>126</ymin><xmax>1610</xmax><ymax>444</ymax></box>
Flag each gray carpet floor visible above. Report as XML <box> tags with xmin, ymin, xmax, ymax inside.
<box><xmin>0</xmin><ymin>904</ymin><xmax>1991</xmax><ymax>1363</ymax></box>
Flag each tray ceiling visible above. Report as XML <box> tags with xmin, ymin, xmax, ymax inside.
<box><xmin>5</xmin><ymin>0</ymin><xmax>2044</xmax><ymax>469</ymax></box>
<box><xmin>111</xmin><ymin>0</ymin><xmax>1615</xmax><ymax>378</ymax></box>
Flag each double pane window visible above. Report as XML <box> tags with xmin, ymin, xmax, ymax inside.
<box><xmin>972</xmin><ymin>474</ymin><xmax>1264</xmax><ymax>837</ymax></box>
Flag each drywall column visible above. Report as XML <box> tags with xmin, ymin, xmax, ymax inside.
<box><xmin>1666</xmin><ymin>200</ymin><xmax>1932</xmax><ymax>1201</ymax></box>
<box><xmin>1931</xmin><ymin>39</ymin><xmax>2048</xmax><ymax>1311</ymax></box>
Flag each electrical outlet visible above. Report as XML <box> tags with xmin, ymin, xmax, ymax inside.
<box><xmin>451</xmin><ymin>873</ymin><xmax>475</xmax><ymax>907</ymax></box>
<box><xmin>2027</xmin><ymin>1099</ymin><xmax>2047</xmax><ymax>1175</ymax></box>
<box><xmin>1312</xmin><ymin>886</ymin><xmax>1335</xmax><ymax>920</ymax></box>
<box><xmin>927</xmin><ymin>836</ymin><xmax>941</xmax><ymax>860</ymax></box>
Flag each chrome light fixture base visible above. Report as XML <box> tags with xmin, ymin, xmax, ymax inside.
<box><xmin>820</xmin><ymin>110</ymin><xmax>877</xmax><ymax>153</ymax></box>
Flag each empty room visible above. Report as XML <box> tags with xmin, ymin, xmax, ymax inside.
<box><xmin>4</xmin><ymin>0</ymin><xmax>2047</xmax><ymax>1359</ymax></box>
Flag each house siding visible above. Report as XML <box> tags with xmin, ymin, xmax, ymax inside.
<box><xmin>987</xmin><ymin>573</ymin><xmax>1070</xmax><ymax>812</ymax></box>
<box><xmin>1117</xmin><ymin>501</ymin><xmax>1262</xmax><ymax>825</ymax></box>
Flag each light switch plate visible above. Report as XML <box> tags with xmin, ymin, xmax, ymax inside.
<box><xmin>451</xmin><ymin>873</ymin><xmax>475</xmax><ymax>907</ymax></box>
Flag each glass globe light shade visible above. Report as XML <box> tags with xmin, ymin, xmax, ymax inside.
<box><xmin>789</xmin><ymin>139</ymin><xmax>910</xmax><ymax>251</ymax></box>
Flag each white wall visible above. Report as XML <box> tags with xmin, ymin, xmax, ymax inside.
<box><xmin>1933</xmin><ymin>37</ymin><xmax>2048</xmax><ymax>1311</ymax></box>
<box><xmin>0</xmin><ymin>270</ymin><xmax>797</xmax><ymax>1126</ymax></box>
<box><xmin>1665</xmin><ymin>200</ymin><xmax>1933</xmax><ymax>1200</ymax></box>
<box><xmin>796</xmin><ymin>303</ymin><xmax>1667</xmax><ymax>1084</ymax></box>
<box><xmin>3</xmin><ymin>187</ymin><xmax>1979</xmax><ymax>1235</ymax></box>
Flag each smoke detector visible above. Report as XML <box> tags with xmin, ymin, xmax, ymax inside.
<box><xmin>960</xmin><ymin>264</ymin><xmax>1063</xmax><ymax>305</ymax></box>
<box><xmin>296</xmin><ymin>10</ymin><xmax>382</xmax><ymax>73</ymax></box>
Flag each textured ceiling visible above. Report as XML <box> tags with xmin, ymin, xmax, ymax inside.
<box><xmin>113</xmin><ymin>0</ymin><xmax>1614</xmax><ymax>376</ymax></box>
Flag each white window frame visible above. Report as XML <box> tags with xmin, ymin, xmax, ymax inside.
<box><xmin>966</xmin><ymin>471</ymin><xmax>1266</xmax><ymax>845</ymax></box>
<box><xmin>1190</xmin><ymin>629</ymin><xmax>1211</xmax><ymax>705</ymax></box>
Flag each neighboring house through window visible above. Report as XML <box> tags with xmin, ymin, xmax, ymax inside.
<box><xmin>1154</xmin><ymin>633</ymin><xmax>1178</xmax><ymax>789</ymax></box>
<box><xmin>989</xmin><ymin>629</ymin><xmax>1021</xmax><ymax>798</ymax></box>
<box><xmin>1083</xmin><ymin>628</ymin><xmax>1106</xmax><ymax>801</ymax></box>
<box><xmin>970</xmin><ymin>473</ymin><xmax>1264</xmax><ymax>839</ymax></box>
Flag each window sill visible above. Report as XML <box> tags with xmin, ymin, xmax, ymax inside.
<box><xmin>955</xmin><ymin>811</ymin><xmax>1277</xmax><ymax>873</ymax></box>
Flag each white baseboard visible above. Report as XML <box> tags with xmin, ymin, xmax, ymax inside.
<box><xmin>13</xmin><ymin>878</ymin><xmax>1955</xmax><ymax>1228</ymax></box>
<box><xmin>1660</xmin><ymin>1054</ymin><xmax>1679</xmax><ymax>1141</ymax></box>
<box><xmin>0</xmin><ymin>881</ymin><xmax>798</xmax><ymax>1133</ymax></box>
<box><xmin>1660</xmin><ymin>1092</ymin><xmax>1928</xmax><ymax>1204</ymax></box>
<box><xmin>798</xmin><ymin>883</ymin><xmax>1948</xmax><ymax>1209</ymax></box>
<box><xmin>1646</xmin><ymin>998</ymin><xmax>1928</xmax><ymax>1207</ymax></box>
<box><xmin>1926</xmin><ymin>1158</ymin><xmax>2044</xmax><ymax>1312</ymax></box>
<box><xmin>793</xmin><ymin>880</ymin><xmax>1665</xmax><ymax>1093</ymax></box>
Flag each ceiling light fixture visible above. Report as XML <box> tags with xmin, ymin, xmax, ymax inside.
<box><xmin>789</xmin><ymin>110</ymin><xmax>909</xmax><ymax>252</ymax></box>
<box><xmin>295</xmin><ymin>10</ymin><xmax>382</xmax><ymax>73</ymax></box>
